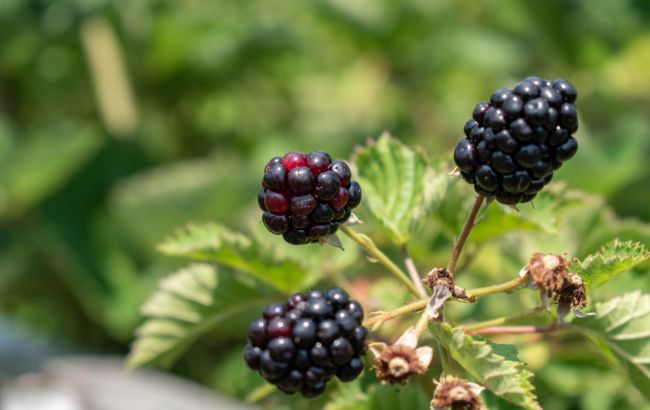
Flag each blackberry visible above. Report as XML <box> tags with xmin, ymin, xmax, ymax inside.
<box><xmin>244</xmin><ymin>288</ymin><xmax>367</xmax><ymax>398</ymax></box>
<box><xmin>259</xmin><ymin>152</ymin><xmax>362</xmax><ymax>244</ymax></box>
<box><xmin>453</xmin><ymin>77</ymin><xmax>579</xmax><ymax>204</ymax></box>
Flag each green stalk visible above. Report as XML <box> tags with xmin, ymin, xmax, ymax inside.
<box><xmin>341</xmin><ymin>226</ymin><xmax>420</xmax><ymax>297</ymax></box>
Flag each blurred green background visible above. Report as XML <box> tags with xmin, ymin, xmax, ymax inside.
<box><xmin>1</xmin><ymin>0</ymin><xmax>649</xmax><ymax>409</ymax></box>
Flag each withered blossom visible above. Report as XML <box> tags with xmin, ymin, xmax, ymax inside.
<box><xmin>556</xmin><ymin>272</ymin><xmax>589</xmax><ymax>320</ymax></box>
<box><xmin>520</xmin><ymin>253</ymin><xmax>590</xmax><ymax>319</ymax></box>
<box><xmin>424</xmin><ymin>268</ymin><xmax>469</xmax><ymax>320</ymax></box>
<box><xmin>525</xmin><ymin>253</ymin><xmax>567</xmax><ymax>296</ymax></box>
<box><xmin>431</xmin><ymin>376</ymin><xmax>486</xmax><ymax>410</ymax></box>
<box><xmin>371</xmin><ymin>327</ymin><xmax>433</xmax><ymax>385</ymax></box>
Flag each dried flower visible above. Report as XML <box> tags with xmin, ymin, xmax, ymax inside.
<box><xmin>557</xmin><ymin>272</ymin><xmax>589</xmax><ymax>320</ymax></box>
<box><xmin>520</xmin><ymin>253</ymin><xmax>590</xmax><ymax>319</ymax></box>
<box><xmin>526</xmin><ymin>253</ymin><xmax>567</xmax><ymax>296</ymax></box>
<box><xmin>431</xmin><ymin>376</ymin><xmax>486</xmax><ymax>410</ymax></box>
<box><xmin>424</xmin><ymin>268</ymin><xmax>469</xmax><ymax>320</ymax></box>
<box><xmin>371</xmin><ymin>327</ymin><xmax>433</xmax><ymax>385</ymax></box>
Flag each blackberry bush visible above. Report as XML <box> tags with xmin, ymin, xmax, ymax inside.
<box><xmin>454</xmin><ymin>77</ymin><xmax>579</xmax><ymax>204</ymax></box>
<box><xmin>131</xmin><ymin>79</ymin><xmax>650</xmax><ymax>410</ymax></box>
<box><xmin>244</xmin><ymin>288</ymin><xmax>367</xmax><ymax>397</ymax></box>
<box><xmin>259</xmin><ymin>151</ymin><xmax>362</xmax><ymax>245</ymax></box>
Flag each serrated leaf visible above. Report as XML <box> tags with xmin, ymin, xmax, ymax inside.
<box><xmin>127</xmin><ymin>263</ymin><xmax>267</xmax><ymax>369</ymax></box>
<box><xmin>430</xmin><ymin>323</ymin><xmax>541</xmax><ymax>410</ymax></box>
<box><xmin>157</xmin><ymin>222</ymin><xmax>312</xmax><ymax>293</ymax></box>
<box><xmin>488</xmin><ymin>342</ymin><xmax>520</xmax><ymax>362</ymax></box>
<box><xmin>574</xmin><ymin>291</ymin><xmax>650</xmax><ymax>401</ymax></box>
<box><xmin>569</xmin><ymin>240</ymin><xmax>649</xmax><ymax>289</ymax></box>
<box><xmin>353</xmin><ymin>133</ymin><xmax>448</xmax><ymax>245</ymax></box>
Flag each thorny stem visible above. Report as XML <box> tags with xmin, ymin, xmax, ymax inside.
<box><xmin>466</xmin><ymin>275</ymin><xmax>528</xmax><ymax>298</ymax></box>
<box><xmin>340</xmin><ymin>225</ymin><xmax>421</xmax><ymax>298</ymax></box>
<box><xmin>467</xmin><ymin>323</ymin><xmax>570</xmax><ymax>336</ymax></box>
<box><xmin>401</xmin><ymin>244</ymin><xmax>428</xmax><ymax>298</ymax></box>
<box><xmin>462</xmin><ymin>306</ymin><xmax>545</xmax><ymax>332</ymax></box>
<box><xmin>447</xmin><ymin>194</ymin><xmax>485</xmax><ymax>276</ymax></box>
<box><xmin>362</xmin><ymin>276</ymin><xmax>531</xmax><ymax>329</ymax></box>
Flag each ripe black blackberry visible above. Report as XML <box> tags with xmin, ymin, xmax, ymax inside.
<box><xmin>259</xmin><ymin>151</ymin><xmax>362</xmax><ymax>245</ymax></box>
<box><xmin>454</xmin><ymin>77</ymin><xmax>579</xmax><ymax>205</ymax></box>
<box><xmin>244</xmin><ymin>288</ymin><xmax>367</xmax><ymax>397</ymax></box>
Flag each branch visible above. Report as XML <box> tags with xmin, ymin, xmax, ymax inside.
<box><xmin>363</xmin><ymin>276</ymin><xmax>531</xmax><ymax>329</ymax></box>
<box><xmin>447</xmin><ymin>194</ymin><xmax>485</xmax><ymax>276</ymax></box>
<box><xmin>467</xmin><ymin>323</ymin><xmax>570</xmax><ymax>336</ymax></box>
<box><xmin>466</xmin><ymin>275</ymin><xmax>528</xmax><ymax>298</ymax></box>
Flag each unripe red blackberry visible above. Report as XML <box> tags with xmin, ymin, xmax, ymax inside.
<box><xmin>453</xmin><ymin>77</ymin><xmax>579</xmax><ymax>204</ymax></box>
<box><xmin>244</xmin><ymin>288</ymin><xmax>367</xmax><ymax>397</ymax></box>
<box><xmin>259</xmin><ymin>151</ymin><xmax>362</xmax><ymax>244</ymax></box>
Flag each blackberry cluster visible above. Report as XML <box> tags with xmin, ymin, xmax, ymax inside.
<box><xmin>453</xmin><ymin>77</ymin><xmax>579</xmax><ymax>205</ymax></box>
<box><xmin>259</xmin><ymin>151</ymin><xmax>362</xmax><ymax>245</ymax></box>
<box><xmin>244</xmin><ymin>288</ymin><xmax>367</xmax><ymax>397</ymax></box>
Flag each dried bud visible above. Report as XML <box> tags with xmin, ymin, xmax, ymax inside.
<box><xmin>527</xmin><ymin>253</ymin><xmax>567</xmax><ymax>296</ymax></box>
<box><xmin>424</xmin><ymin>268</ymin><xmax>469</xmax><ymax>320</ymax></box>
<box><xmin>431</xmin><ymin>376</ymin><xmax>486</xmax><ymax>410</ymax></box>
<box><xmin>557</xmin><ymin>272</ymin><xmax>589</xmax><ymax>320</ymax></box>
<box><xmin>371</xmin><ymin>327</ymin><xmax>433</xmax><ymax>385</ymax></box>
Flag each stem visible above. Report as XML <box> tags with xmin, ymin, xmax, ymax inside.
<box><xmin>438</xmin><ymin>344</ymin><xmax>453</xmax><ymax>375</ymax></box>
<box><xmin>467</xmin><ymin>323</ymin><xmax>569</xmax><ymax>335</ymax></box>
<box><xmin>245</xmin><ymin>383</ymin><xmax>276</xmax><ymax>403</ymax></box>
<box><xmin>462</xmin><ymin>306</ymin><xmax>545</xmax><ymax>332</ymax></box>
<box><xmin>362</xmin><ymin>273</ymin><xmax>530</xmax><ymax>329</ymax></box>
<box><xmin>414</xmin><ymin>308</ymin><xmax>430</xmax><ymax>338</ymax></box>
<box><xmin>363</xmin><ymin>299</ymin><xmax>427</xmax><ymax>329</ymax></box>
<box><xmin>341</xmin><ymin>225</ymin><xmax>420</xmax><ymax>298</ymax></box>
<box><xmin>401</xmin><ymin>245</ymin><xmax>428</xmax><ymax>298</ymax></box>
<box><xmin>447</xmin><ymin>194</ymin><xmax>485</xmax><ymax>276</ymax></box>
<box><xmin>466</xmin><ymin>275</ymin><xmax>528</xmax><ymax>298</ymax></box>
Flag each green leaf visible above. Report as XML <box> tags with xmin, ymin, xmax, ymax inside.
<box><xmin>430</xmin><ymin>322</ymin><xmax>541</xmax><ymax>410</ymax></box>
<box><xmin>488</xmin><ymin>342</ymin><xmax>520</xmax><ymax>362</ymax></box>
<box><xmin>471</xmin><ymin>184</ymin><xmax>588</xmax><ymax>242</ymax></box>
<box><xmin>353</xmin><ymin>132</ymin><xmax>448</xmax><ymax>245</ymax></box>
<box><xmin>569</xmin><ymin>240</ymin><xmax>650</xmax><ymax>289</ymax></box>
<box><xmin>157</xmin><ymin>222</ymin><xmax>312</xmax><ymax>293</ymax></box>
<box><xmin>366</xmin><ymin>383</ymin><xmax>431</xmax><ymax>410</ymax></box>
<box><xmin>324</xmin><ymin>380</ymin><xmax>368</xmax><ymax>410</ymax></box>
<box><xmin>127</xmin><ymin>263</ymin><xmax>266</xmax><ymax>369</ymax></box>
<box><xmin>574</xmin><ymin>291</ymin><xmax>650</xmax><ymax>401</ymax></box>
<box><xmin>0</xmin><ymin>125</ymin><xmax>103</xmax><ymax>218</ymax></box>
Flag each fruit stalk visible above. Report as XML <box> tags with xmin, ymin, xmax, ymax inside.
<box><xmin>401</xmin><ymin>244</ymin><xmax>428</xmax><ymax>298</ymax></box>
<box><xmin>340</xmin><ymin>225</ymin><xmax>421</xmax><ymax>297</ymax></box>
<box><xmin>363</xmin><ymin>299</ymin><xmax>428</xmax><ymax>328</ymax></box>
<box><xmin>447</xmin><ymin>194</ymin><xmax>485</xmax><ymax>276</ymax></box>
